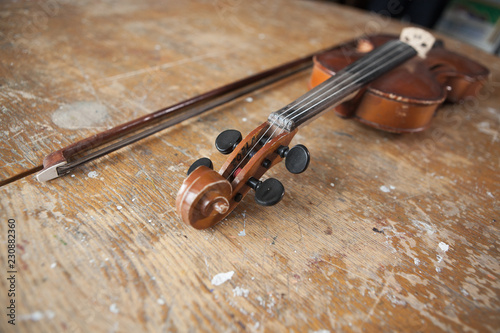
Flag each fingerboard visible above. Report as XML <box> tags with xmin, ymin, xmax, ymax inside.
<box><xmin>268</xmin><ymin>39</ymin><xmax>417</xmax><ymax>131</ymax></box>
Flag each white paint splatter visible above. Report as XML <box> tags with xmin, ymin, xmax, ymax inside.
<box><xmin>380</xmin><ymin>185</ymin><xmax>391</xmax><ymax>193</ymax></box>
<box><xmin>436</xmin><ymin>255</ymin><xmax>443</xmax><ymax>263</ymax></box>
<box><xmin>414</xmin><ymin>258</ymin><xmax>420</xmax><ymax>266</ymax></box>
<box><xmin>389</xmin><ymin>185</ymin><xmax>396</xmax><ymax>190</ymax></box>
<box><xmin>387</xmin><ymin>294</ymin><xmax>407</xmax><ymax>306</ymax></box>
<box><xmin>245</xmin><ymin>97</ymin><xmax>253</xmax><ymax>103</ymax></box>
<box><xmin>242</xmin><ymin>117</ymin><xmax>247</xmax><ymax>122</ymax></box>
<box><xmin>88</xmin><ymin>171</ymin><xmax>98</xmax><ymax>178</ymax></box>
<box><xmin>330</xmin><ymin>183</ymin><xmax>335</xmax><ymax>187</ymax></box>
<box><xmin>476</xmin><ymin>121</ymin><xmax>498</xmax><ymax>142</ymax></box>
<box><xmin>438</xmin><ymin>242</ymin><xmax>449</xmax><ymax>252</ymax></box>
<box><xmin>116</xmin><ymin>205</ymin><xmax>123</xmax><ymax>210</ymax></box>
<box><xmin>311</xmin><ymin>330</ymin><xmax>330</xmax><ymax>333</ymax></box>
<box><xmin>109</xmin><ymin>303</ymin><xmax>119</xmax><ymax>314</ymax></box>
<box><xmin>31</xmin><ymin>312</ymin><xmax>44</xmax><ymax>321</ymax></box>
<box><xmin>233</xmin><ymin>286</ymin><xmax>249</xmax><ymax>297</ymax></box>
<box><xmin>411</xmin><ymin>219</ymin><xmax>436</xmax><ymax>235</ymax></box>
<box><xmin>50</xmin><ymin>262</ymin><xmax>57</xmax><ymax>269</ymax></box>
<box><xmin>157</xmin><ymin>298</ymin><xmax>165</xmax><ymax>305</ymax></box>
<box><xmin>436</xmin><ymin>267</ymin><xmax>442</xmax><ymax>273</ymax></box>
<box><xmin>211</xmin><ymin>271</ymin><xmax>234</xmax><ymax>286</ymax></box>
<box><xmin>18</xmin><ymin>310</ymin><xmax>55</xmax><ymax>321</ymax></box>
<box><xmin>168</xmin><ymin>165</ymin><xmax>183</xmax><ymax>172</ymax></box>
<box><xmin>487</xmin><ymin>191</ymin><xmax>494</xmax><ymax>198</ymax></box>
<box><xmin>238</xmin><ymin>230</ymin><xmax>246</xmax><ymax>236</ymax></box>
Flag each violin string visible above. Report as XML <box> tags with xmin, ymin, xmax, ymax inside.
<box><xmin>225</xmin><ymin>41</ymin><xmax>414</xmax><ymax>181</ymax></box>
<box><xmin>258</xmin><ymin>43</ymin><xmax>412</xmax><ymax>147</ymax></box>
<box><xmin>288</xmin><ymin>46</ymin><xmax>415</xmax><ymax>124</ymax></box>
<box><xmin>280</xmin><ymin>42</ymin><xmax>412</xmax><ymax>124</ymax></box>
<box><xmin>226</xmin><ymin>42</ymin><xmax>411</xmax><ymax>180</ymax></box>
<box><xmin>279</xmin><ymin>42</ymin><xmax>407</xmax><ymax>114</ymax></box>
<box><xmin>261</xmin><ymin>43</ymin><xmax>414</xmax><ymax>144</ymax></box>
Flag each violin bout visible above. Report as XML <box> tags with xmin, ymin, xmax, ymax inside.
<box><xmin>309</xmin><ymin>34</ymin><xmax>490</xmax><ymax>133</ymax></box>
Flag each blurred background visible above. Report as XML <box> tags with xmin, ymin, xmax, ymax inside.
<box><xmin>330</xmin><ymin>0</ymin><xmax>500</xmax><ymax>55</ymax></box>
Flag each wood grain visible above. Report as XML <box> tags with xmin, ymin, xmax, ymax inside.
<box><xmin>0</xmin><ymin>0</ymin><xmax>499</xmax><ymax>332</ymax></box>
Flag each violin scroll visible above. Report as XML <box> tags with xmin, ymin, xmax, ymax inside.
<box><xmin>176</xmin><ymin>122</ymin><xmax>301</xmax><ymax>229</ymax></box>
<box><xmin>176</xmin><ymin>165</ymin><xmax>232</xmax><ymax>229</ymax></box>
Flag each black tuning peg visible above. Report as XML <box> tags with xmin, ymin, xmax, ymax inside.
<box><xmin>277</xmin><ymin>144</ymin><xmax>310</xmax><ymax>174</ymax></box>
<box><xmin>247</xmin><ymin>177</ymin><xmax>285</xmax><ymax>206</ymax></box>
<box><xmin>187</xmin><ymin>157</ymin><xmax>213</xmax><ymax>175</ymax></box>
<box><xmin>215</xmin><ymin>129</ymin><xmax>242</xmax><ymax>154</ymax></box>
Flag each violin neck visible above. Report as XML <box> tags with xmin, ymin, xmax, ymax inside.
<box><xmin>268</xmin><ymin>39</ymin><xmax>417</xmax><ymax>131</ymax></box>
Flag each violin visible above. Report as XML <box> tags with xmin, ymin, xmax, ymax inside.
<box><xmin>176</xmin><ymin>28</ymin><xmax>489</xmax><ymax>229</ymax></box>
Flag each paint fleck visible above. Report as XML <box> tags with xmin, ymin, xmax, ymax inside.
<box><xmin>157</xmin><ymin>298</ymin><xmax>165</xmax><ymax>305</ymax></box>
<box><xmin>19</xmin><ymin>310</ymin><xmax>55</xmax><ymax>322</ymax></box>
<box><xmin>211</xmin><ymin>271</ymin><xmax>234</xmax><ymax>286</ymax></box>
<box><xmin>238</xmin><ymin>229</ymin><xmax>246</xmax><ymax>236</ymax></box>
<box><xmin>116</xmin><ymin>205</ymin><xmax>123</xmax><ymax>210</ymax></box>
<box><xmin>330</xmin><ymin>183</ymin><xmax>335</xmax><ymax>187</ymax></box>
<box><xmin>487</xmin><ymin>191</ymin><xmax>494</xmax><ymax>198</ymax></box>
<box><xmin>245</xmin><ymin>97</ymin><xmax>253</xmax><ymax>103</ymax></box>
<box><xmin>50</xmin><ymin>262</ymin><xmax>57</xmax><ymax>269</ymax></box>
<box><xmin>438</xmin><ymin>242</ymin><xmax>449</xmax><ymax>252</ymax></box>
<box><xmin>411</xmin><ymin>219</ymin><xmax>436</xmax><ymax>235</ymax></box>
<box><xmin>311</xmin><ymin>330</ymin><xmax>330</xmax><ymax>333</ymax></box>
<box><xmin>242</xmin><ymin>117</ymin><xmax>247</xmax><ymax>122</ymax></box>
<box><xmin>29</xmin><ymin>311</ymin><xmax>43</xmax><ymax>321</ymax></box>
<box><xmin>386</xmin><ymin>294</ymin><xmax>407</xmax><ymax>306</ymax></box>
<box><xmin>414</xmin><ymin>258</ymin><xmax>420</xmax><ymax>265</ymax></box>
<box><xmin>109</xmin><ymin>303</ymin><xmax>119</xmax><ymax>314</ymax></box>
<box><xmin>88</xmin><ymin>171</ymin><xmax>98</xmax><ymax>178</ymax></box>
<box><xmin>233</xmin><ymin>286</ymin><xmax>249</xmax><ymax>297</ymax></box>
<box><xmin>380</xmin><ymin>185</ymin><xmax>391</xmax><ymax>193</ymax></box>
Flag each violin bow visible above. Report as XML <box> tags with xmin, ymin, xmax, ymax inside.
<box><xmin>36</xmin><ymin>44</ymin><xmax>348</xmax><ymax>182</ymax></box>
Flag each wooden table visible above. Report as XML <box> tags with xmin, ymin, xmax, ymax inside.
<box><xmin>1</xmin><ymin>1</ymin><xmax>499</xmax><ymax>332</ymax></box>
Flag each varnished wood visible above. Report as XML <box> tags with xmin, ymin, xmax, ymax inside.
<box><xmin>0</xmin><ymin>1</ymin><xmax>498</xmax><ymax>332</ymax></box>
<box><xmin>309</xmin><ymin>34</ymin><xmax>490</xmax><ymax>132</ymax></box>
<box><xmin>177</xmin><ymin>122</ymin><xmax>297</xmax><ymax>229</ymax></box>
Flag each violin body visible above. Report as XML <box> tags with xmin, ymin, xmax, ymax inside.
<box><xmin>310</xmin><ymin>35</ymin><xmax>489</xmax><ymax>132</ymax></box>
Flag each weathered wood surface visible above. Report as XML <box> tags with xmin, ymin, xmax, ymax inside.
<box><xmin>0</xmin><ymin>0</ymin><xmax>499</xmax><ymax>332</ymax></box>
